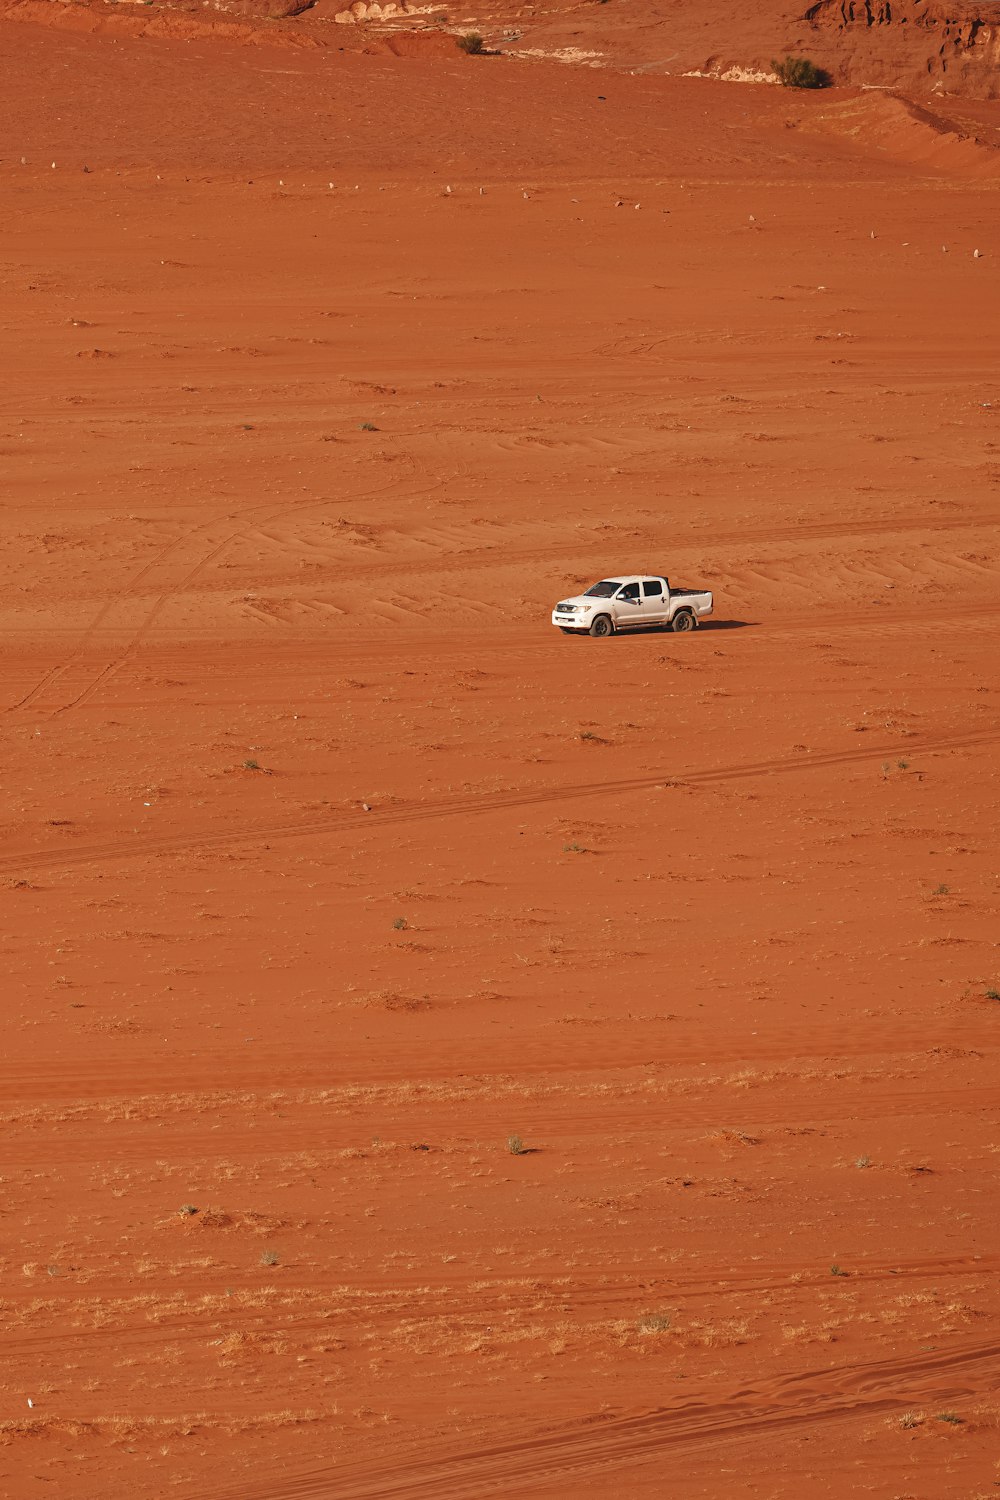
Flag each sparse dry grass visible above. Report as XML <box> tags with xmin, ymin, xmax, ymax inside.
<box><xmin>0</xmin><ymin>1408</ymin><xmax>332</xmax><ymax>1447</ymax></box>
<box><xmin>0</xmin><ymin>1059</ymin><xmax>903</xmax><ymax>1137</ymax></box>
<box><xmin>706</xmin><ymin>1127</ymin><xmax>760</xmax><ymax>1148</ymax></box>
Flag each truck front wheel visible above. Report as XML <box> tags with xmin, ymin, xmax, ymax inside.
<box><xmin>589</xmin><ymin>614</ymin><xmax>614</xmax><ymax>637</ymax></box>
<box><xmin>671</xmin><ymin>610</ymin><xmax>695</xmax><ymax>633</ymax></box>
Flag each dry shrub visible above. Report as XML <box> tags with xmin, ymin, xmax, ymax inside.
<box><xmin>684</xmin><ymin>1318</ymin><xmax>751</xmax><ymax>1348</ymax></box>
<box><xmin>896</xmin><ymin>1410</ymin><xmax>924</xmax><ymax>1430</ymax></box>
<box><xmin>772</xmin><ymin>55</ymin><xmax>829</xmax><ymax>88</ymax></box>
<box><xmin>215</xmin><ymin>1330</ymin><xmax>288</xmax><ymax>1357</ymax></box>
<box><xmin>781</xmin><ymin>1323</ymin><xmax>837</xmax><ymax>1345</ymax></box>
<box><xmin>355</xmin><ymin>990</ymin><xmax>432</xmax><ymax>1013</ymax></box>
<box><xmin>706</xmin><ymin>1127</ymin><xmax>759</xmax><ymax>1148</ymax></box>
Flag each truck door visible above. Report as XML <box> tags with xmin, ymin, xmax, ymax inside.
<box><xmin>614</xmin><ymin>581</ymin><xmax>642</xmax><ymax>626</ymax></box>
<box><xmin>640</xmin><ymin>577</ymin><xmax>667</xmax><ymax>624</ymax></box>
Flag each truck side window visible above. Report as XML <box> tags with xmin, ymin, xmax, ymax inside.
<box><xmin>618</xmin><ymin>583</ymin><xmax>640</xmax><ymax>600</ymax></box>
<box><xmin>642</xmin><ymin>580</ymin><xmax>663</xmax><ymax>597</ymax></box>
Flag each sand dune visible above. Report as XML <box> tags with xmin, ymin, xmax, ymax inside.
<box><xmin>1</xmin><ymin>11</ymin><xmax>999</xmax><ymax>1500</ymax></box>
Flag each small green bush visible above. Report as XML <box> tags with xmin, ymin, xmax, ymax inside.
<box><xmin>772</xmin><ymin>55</ymin><xmax>828</xmax><ymax>89</ymax></box>
<box><xmin>456</xmin><ymin>32</ymin><xmax>485</xmax><ymax>54</ymax></box>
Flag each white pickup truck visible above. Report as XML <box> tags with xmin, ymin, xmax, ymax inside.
<box><xmin>552</xmin><ymin>575</ymin><xmax>713</xmax><ymax>637</ymax></box>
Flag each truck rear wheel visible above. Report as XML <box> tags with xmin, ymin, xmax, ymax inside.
<box><xmin>671</xmin><ymin>610</ymin><xmax>695</xmax><ymax>633</ymax></box>
<box><xmin>589</xmin><ymin>614</ymin><xmax>614</xmax><ymax>637</ymax></box>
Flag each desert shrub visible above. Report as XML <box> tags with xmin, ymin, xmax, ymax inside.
<box><xmin>772</xmin><ymin>55</ymin><xmax>828</xmax><ymax>89</ymax></box>
<box><xmin>456</xmin><ymin>32</ymin><xmax>485</xmax><ymax>54</ymax></box>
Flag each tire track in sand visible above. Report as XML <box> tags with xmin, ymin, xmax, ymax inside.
<box><xmin>1</xmin><ymin>1250</ymin><xmax>994</xmax><ymax>1319</ymax></box>
<box><xmin>3</xmin><ymin>1265</ymin><xmax>994</xmax><ymax>1365</ymax></box>
<box><xmin>7</xmin><ymin>503</ymin><xmax>996</xmax><ymax>713</ymax></box>
<box><xmin>0</xmin><ymin>726</ymin><xmax>996</xmax><ymax>875</ymax></box>
<box><xmin>4</xmin><ymin>474</ymin><xmax>416</xmax><ymax>717</ymax></box>
<box><xmin>196</xmin><ymin>1338</ymin><xmax>1000</xmax><ymax>1500</ymax></box>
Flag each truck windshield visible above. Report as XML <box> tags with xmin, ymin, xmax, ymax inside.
<box><xmin>584</xmin><ymin>581</ymin><xmax>620</xmax><ymax>598</ymax></box>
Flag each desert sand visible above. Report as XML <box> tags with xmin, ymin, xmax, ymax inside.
<box><xmin>1</xmin><ymin>7</ymin><xmax>999</xmax><ymax>1498</ymax></box>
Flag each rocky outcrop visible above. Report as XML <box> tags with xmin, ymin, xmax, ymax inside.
<box><xmin>802</xmin><ymin>0</ymin><xmax>1000</xmax><ymax>94</ymax></box>
<box><xmin>333</xmin><ymin>0</ymin><xmax>411</xmax><ymax>21</ymax></box>
<box><xmin>5</xmin><ymin>0</ymin><xmax>1000</xmax><ymax>97</ymax></box>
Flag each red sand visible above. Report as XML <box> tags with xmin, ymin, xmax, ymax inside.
<box><xmin>1</xmin><ymin>14</ymin><xmax>999</xmax><ymax>1499</ymax></box>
